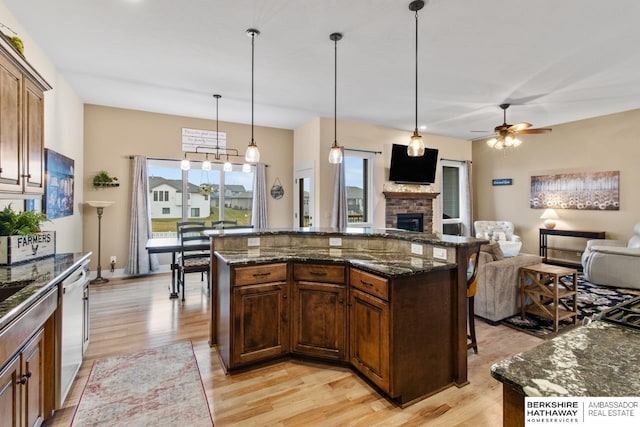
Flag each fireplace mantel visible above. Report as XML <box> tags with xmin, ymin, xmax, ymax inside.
<box><xmin>383</xmin><ymin>191</ymin><xmax>440</xmax><ymax>200</ymax></box>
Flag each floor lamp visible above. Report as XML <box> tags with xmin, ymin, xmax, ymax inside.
<box><xmin>87</xmin><ymin>201</ymin><xmax>114</xmax><ymax>284</ymax></box>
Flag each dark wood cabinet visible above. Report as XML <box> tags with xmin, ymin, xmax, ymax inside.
<box><xmin>217</xmin><ymin>262</ymin><xmax>289</xmax><ymax>371</ymax></box>
<box><xmin>0</xmin><ymin>37</ymin><xmax>50</xmax><ymax>195</ymax></box>
<box><xmin>292</xmin><ymin>263</ymin><xmax>346</xmax><ymax>361</ymax></box>
<box><xmin>0</xmin><ymin>328</ymin><xmax>45</xmax><ymax>427</ymax></box>
<box><xmin>349</xmin><ymin>286</ymin><xmax>390</xmax><ymax>392</ymax></box>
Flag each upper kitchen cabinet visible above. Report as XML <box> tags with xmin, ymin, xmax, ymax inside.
<box><xmin>0</xmin><ymin>36</ymin><xmax>52</xmax><ymax>195</ymax></box>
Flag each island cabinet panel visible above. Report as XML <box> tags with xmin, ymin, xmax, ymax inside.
<box><xmin>349</xmin><ymin>287</ymin><xmax>390</xmax><ymax>392</ymax></box>
<box><xmin>349</xmin><ymin>267</ymin><xmax>456</xmax><ymax>406</ymax></box>
<box><xmin>0</xmin><ymin>353</ymin><xmax>20</xmax><ymax>426</ymax></box>
<box><xmin>217</xmin><ymin>262</ymin><xmax>289</xmax><ymax>371</ymax></box>
<box><xmin>292</xmin><ymin>263</ymin><xmax>347</xmax><ymax>361</ymax></box>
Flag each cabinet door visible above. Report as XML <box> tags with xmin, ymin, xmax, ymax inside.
<box><xmin>0</xmin><ymin>355</ymin><xmax>20</xmax><ymax>427</ymax></box>
<box><xmin>232</xmin><ymin>281</ymin><xmax>289</xmax><ymax>366</ymax></box>
<box><xmin>349</xmin><ymin>287</ymin><xmax>390</xmax><ymax>393</ymax></box>
<box><xmin>292</xmin><ymin>281</ymin><xmax>346</xmax><ymax>361</ymax></box>
<box><xmin>0</xmin><ymin>53</ymin><xmax>22</xmax><ymax>192</ymax></box>
<box><xmin>22</xmin><ymin>329</ymin><xmax>44</xmax><ymax>427</ymax></box>
<box><xmin>22</xmin><ymin>79</ymin><xmax>44</xmax><ymax>194</ymax></box>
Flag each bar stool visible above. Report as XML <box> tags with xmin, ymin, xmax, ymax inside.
<box><xmin>467</xmin><ymin>251</ymin><xmax>480</xmax><ymax>353</ymax></box>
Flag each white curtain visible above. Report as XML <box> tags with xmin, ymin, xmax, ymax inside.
<box><xmin>125</xmin><ymin>156</ymin><xmax>158</xmax><ymax>275</ymax></box>
<box><xmin>251</xmin><ymin>163</ymin><xmax>268</xmax><ymax>230</ymax></box>
<box><xmin>460</xmin><ymin>160</ymin><xmax>473</xmax><ymax>237</ymax></box>
<box><xmin>331</xmin><ymin>149</ymin><xmax>348</xmax><ymax>229</ymax></box>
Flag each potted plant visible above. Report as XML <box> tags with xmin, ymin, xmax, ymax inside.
<box><xmin>0</xmin><ymin>205</ymin><xmax>55</xmax><ymax>265</ymax></box>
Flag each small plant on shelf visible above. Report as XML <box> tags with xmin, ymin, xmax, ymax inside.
<box><xmin>93</xmin><ymin>170</ymin><xmax>119</xmax><ymax>187</ymax></box>
<box><xmin>0</xmin><ymin>205</ymin><xmax>47</xmax><ymax>236</ymax></box>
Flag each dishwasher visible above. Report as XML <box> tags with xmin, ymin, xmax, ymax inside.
<box><xmin>57</xmin><ymin>258</ymin><xmax>91</xmax><ymax>409</ymax></box>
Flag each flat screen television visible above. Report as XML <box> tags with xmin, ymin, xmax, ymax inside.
<box><xmin>388</xmin><ymin>144</ymin><xmax>439</xmax><ymax>184</ymax></box>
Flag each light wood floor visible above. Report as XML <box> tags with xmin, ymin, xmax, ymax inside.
<box><xmin>44</xmin><ymin>274</ymin><xmax>542</xmax><ymax>427</ymax></box>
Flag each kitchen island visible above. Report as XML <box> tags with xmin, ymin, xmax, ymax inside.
<box><xmin>491</xmin><ymin>321</ymin><xmax>640</xmax><ymax>426</ymax></box>
<box><xmin>209</xmin><ymin>228</ymin><xmax>485</xmax><ymax>406</ymax></box>
<box><xmin>0</xmin><ymin>252</ymin><xmax>91</xmax><ymax>425</ymax></box>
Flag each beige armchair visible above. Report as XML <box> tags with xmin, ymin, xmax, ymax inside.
<box><xmin>581</xmin><ymin>223</ymin><xmax>640</xmax><ymax>290</ymax></box>
<box><xmin>474</xmin><ymin>220</ymin><xmax>522</xmax><ymax>257</ymax></box>
<box><xmin>474</xmin><ymin>242</ymin><xmax>542</xmax><ymax>323</ymax></box>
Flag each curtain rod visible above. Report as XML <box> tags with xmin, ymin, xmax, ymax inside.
<box><xmin>344</xmin><ymin>148</ymin><xmax>382</xmax><ymax>155</ymax></box>
<box><xmin>128</xmin><ymin>155</ymin><xmax>269</xmax><ymax>166</ymax></box>
<box><xmin>440</xmin><ymin>157</ymin><xmax>472</xmax><ymax>163</ymax></box>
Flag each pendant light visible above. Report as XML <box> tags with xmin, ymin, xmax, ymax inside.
<box><xmin>328</xmin><ymin>32</ymin><xmax>343</xmax><ymax>164</ymax></box>
<box><xmin>180</xmin><ymin>153</ymin><xmax>190</xmax><ymax>171</ymax></box>
<box><xmin>407</xmin><ymin>0</ymin><xmax>426</xmax><ymax>157</ymax></box>
<box><xmin>245</xmin><ymin>28</ymin><xmax>260</xmax><ymax>163</ymax></box>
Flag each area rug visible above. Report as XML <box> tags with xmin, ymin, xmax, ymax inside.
<box><xmin>502</xmin><ymin>274</ymin><xmax>639</xmax><ymax>338</ymax></box>
<box><xmin>71</xmin><ymin>342</ymin><xmax>213</xmax><ymax>427</ymax></box>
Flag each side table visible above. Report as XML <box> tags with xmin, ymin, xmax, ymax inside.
<box><xmin>520</xmin><ymin>263</ymin><xmax>578</xmax><ymax>332</ymax></box>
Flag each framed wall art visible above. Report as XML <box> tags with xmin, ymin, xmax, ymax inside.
<box><xmin>45</xmin><ymin>148</ymin><xmax>75</xmax><ymax>219</ymax></box>
<box><xmin>530</xmin><ymin>170</ymin><xmax>619</xmax><ymax>210</ymax></box>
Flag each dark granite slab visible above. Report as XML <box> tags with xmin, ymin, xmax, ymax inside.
<box><xmin>0</xmin><ymin>252</ymin><xmax>91</xmax><ymax>330</ymax></box>
<box><xmin>491</xmin><ymin>321</ymin><xmax>640</xmax><ymax>397</ymax></box>
<box><xmin>214</xmin><ymin>246</ymin><xmax>455</xmax><ymax>278</ymax></box>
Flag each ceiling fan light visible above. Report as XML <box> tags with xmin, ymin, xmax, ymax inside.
<box><xmin>408</xmin><ymin>131</ymin><xmax>425</xmax><ymax>157</ymax></box>
<box><xmin>513</xmin><ymin>137</ymin><xmax>522</xmax><ymax>147</ymax></box>
<box><xmin>486</xmin><ymin>138</ymin><xmax>497</xmax><ymax>148</ymax></box>
<box><xmin>328</xmin><ymin>144</ymin><xmax>343</xmax><ymax>164</ymax></box>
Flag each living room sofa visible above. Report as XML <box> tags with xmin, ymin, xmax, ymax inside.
<box><xmin>474</xmin><ymin>243</ymin><xmax>542</xmax><ymax>323</ymax></box>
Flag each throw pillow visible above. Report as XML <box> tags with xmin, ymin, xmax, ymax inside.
<box><xmin>480</xmin><ymin>242</ymin><xmax>505</xmax><ymax>261</ymax></box>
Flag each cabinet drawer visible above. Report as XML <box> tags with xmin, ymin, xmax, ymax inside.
<box><xmin>293</xmin><ymin>263</ymin><xmax>345</xmax><ymax>284</ymax></box>
<box><xmin>234</xmin><ymin>263</ymin><xmax>287</xmax><ymax>286</ymax></box>
<box><xmin>349</xmin><ymin>268</ymin><xmax>388</xmax><ymax>300</ymax></box>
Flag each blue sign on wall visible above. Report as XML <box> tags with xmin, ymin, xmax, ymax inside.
<box><xmin>492</xmin><ymin>178</ymin><xmax>513</xmax><ymax>186</ymax></box>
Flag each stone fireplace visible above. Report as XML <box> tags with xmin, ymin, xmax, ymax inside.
<box><xmin>383</xmin><ymin>191</ymin><xmax>440</xmax><ymax>233</ymax></box>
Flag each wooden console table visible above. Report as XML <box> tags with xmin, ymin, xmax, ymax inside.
<box><xmin>539</xmin><ymin>228</ymin><xmax>605</xmax><ymax>269</ymax></box>
<box><xmin>520</xmin><ymin>263</ymin><xmax>578</xmax><ymax>332</ymax></box>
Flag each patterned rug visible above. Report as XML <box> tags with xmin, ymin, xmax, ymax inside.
<box><xmin>502</xmin><ymin>274</ymin><xmax>639</xmax><ymax>338</ymax></box>
<box><xmin>72</xmin><ymin>342</ymin><xmax>213</xmax><ymax>427</ymax></box>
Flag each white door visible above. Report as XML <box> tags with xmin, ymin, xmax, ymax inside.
<box><xmin>293</xmin><ymin>164</ymin><xmax>314</xmax><ymax>228</ymax></box>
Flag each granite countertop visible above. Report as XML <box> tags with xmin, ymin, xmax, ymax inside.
<box><xmin>491</xmin><ymin>321</ymin><xmax>640</xmax><ymax>397</ymax></box>
<box><xmin>214</xmin><ymin>246</ymin><xmax>456</xmax><ymax>278</ymax></box>
<box><xmin>208</xmin><ymin>227</ymin><xmax>486</xmax><ymax>248</ymax></box>
<box><xmin>0</xmin><ymin>252</ymin><xmax>92</xmax><ymax>330</ymax></box>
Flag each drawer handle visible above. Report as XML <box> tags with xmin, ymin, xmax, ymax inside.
<box><xmin>360</xmin><ymin>279</ymin><xmax>374</xmax><ymax>287</ymax></box>
<box><xmin>310</xmin><ymin>271</ymin><xmax>327</xmax><ymax>276</ymax></box>
<box><xmin>252</xmin><ymin>272</ymin><xmax>272</xmax><ymax>278</ymax></box>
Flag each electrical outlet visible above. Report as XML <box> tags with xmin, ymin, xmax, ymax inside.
<box><xmin>411</xmin><ymin>244</ymin><xmax>423</xmax><ymax>255</ymax></box>
<box><xmin>433</xmin><ymin>247</ymin><xmax>447</xmax><ymax>260</ymax></box>
<box><xmin>329</xmin><ymin>237</ymin><xmax>342</xmax><ymax>247</ymax></box>
<box><xmin>248</xmin><ymin>237</ymin><xmax>260</xmax><ymax>247</ymax></box>
<box><xmin>110</xmin><ymin>256</ymin><xmax>117</xmax><ymax>264</ymax></box>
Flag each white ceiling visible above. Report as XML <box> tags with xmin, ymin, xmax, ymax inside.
<box><xmin>5</xmin><ymin>0</ymin><xmax>640</xmax><ymax>140</ymax></box>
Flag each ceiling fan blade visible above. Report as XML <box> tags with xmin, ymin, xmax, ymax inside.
<box><xmin>508</xmin><ymin>122</ymin><xmax>532</xmax><ymax>132</ymax></box>
<box><xmin>517</xmin><ymin>128</ymin><xmax>552</xmax><ymax>134</ymax></box>
<box><xmin>470</xmin><ymin>130</ymin><xmax>490</xmax><ymax>133</ymax></box>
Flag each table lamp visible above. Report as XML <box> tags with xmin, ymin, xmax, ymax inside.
<box><xmin>86</xmin><ymin>201</ymin><xmax>114</xmax><ymax>284</ymax></box>
<box><xmin>540</xmin><ymin>209</ymin><xmax>559</xmax><ymax>229</ymax></box>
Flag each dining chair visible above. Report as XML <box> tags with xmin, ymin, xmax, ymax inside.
<box><xmin>467</xmin><ymin>250</ymin><xmax>480</xmax><ymax>354</ymax></box>
<box><xmin>177</xmin><ymin>225</ymin><xmax>212</xmax><ymax>300</ymax></box>
<box><xmin>211</xmin><ymin>220</ymin><xmax>238</xmax><ymax>229</ymax></box>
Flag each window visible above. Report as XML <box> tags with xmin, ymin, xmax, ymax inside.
<box><xmin>147</xmin><ymin>159</ymin><xmax>254</xmax><ymax>237</ymax></box>
<box><xmin>441</xmin><ymin>160</ymin><xmax>463</xmax><ymax>236</ymax></box>
<box><xmin>344</xmin><ymin>150</ymin><xmax>374</xmax><ymax>226</ymax></box>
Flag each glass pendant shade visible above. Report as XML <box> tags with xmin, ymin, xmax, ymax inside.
<box><xmin>328</xmin><ymin>144</ymin><xmax>343</xmax><ymax>164</ymax></box>
<box><xmin>407</xmin><ymin>131</ymin><xmax>425</xmax><ymax>157</ymax></box>
<box><xmin>242</xmin><ymin>163</ymin><xmax>252</xmax><ymax>173</ymax></box>
<box><xmin>223</xmin><ymin>160</ymin><xmax>232</xmax><ymax>172</ymax></box>
<box><xmin>180</xmin><ymin>158</ymin><xmax>190</xmax><ymax>171</ymax></box>
<box><xmin>202</xmin><ymin>159</ymin><xmax>212</xmax><ymax>171</ymax></box>
<box><xmin>245</xmin><ymin>142</ymin><xmax>260</xmax><ymax>163</ymax></box>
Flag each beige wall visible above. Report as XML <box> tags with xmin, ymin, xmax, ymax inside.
<box><xmin>0</xmin><ymin>1</ymin><xmax>85</xmax><ymax>254</ymax></box>
<box><xmin>83</xmin><ymin>105</ymin><xmax>293</xmax><ymax>272</ymax></box>
<box><xmin>472</xmin><ymin>108</ymin><xmax>640</xmax><ymax>256</ymax></box>
<box><xmin>294</xmin><ymin>117</ymin><xmax>472</xmax><ymax>229</ymax></box>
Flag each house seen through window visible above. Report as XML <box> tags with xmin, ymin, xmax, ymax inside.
<box><xmin>147</xmin><ymin>159</ymin><xmax>254</xmax><ymax>237</ymax></box>
<box><xmin>344</xmin><ymin>150</ymin><xmax>374</xmax><ymax>226</ymax></box>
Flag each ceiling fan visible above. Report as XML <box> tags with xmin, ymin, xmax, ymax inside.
<box><xmin>482</xmin><ymin>103</ymin><xmax>552</xmax><ymax>149</ymax></box>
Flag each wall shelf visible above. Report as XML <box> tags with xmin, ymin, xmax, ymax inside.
<box><xmin>93</xmin><ymin>182</ymin><xmax>119</xmax><ymax>188</ymax></box>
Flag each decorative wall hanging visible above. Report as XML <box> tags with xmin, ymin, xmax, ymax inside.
<box><xmin>270</xmin><ymin>178</ymin><xmax>284</xmax><ymax>199</ymax></box>
<box><xmin>45</xmin><ymin>148</ymin><xmax>75</xmax><ymax>219</ymax></box>
<box><xmin>530</xmin><ymin>171</ymin><xmax>619</xmax><ymax>210</ymax></box>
